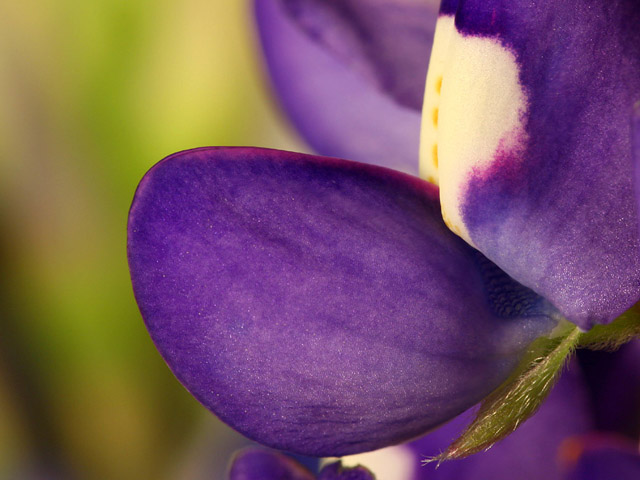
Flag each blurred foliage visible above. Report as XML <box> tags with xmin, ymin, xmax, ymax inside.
<box><xmin>0</xmin><ymin>1</ymin><xmax>301</xmax><ymax>478</ymax></box>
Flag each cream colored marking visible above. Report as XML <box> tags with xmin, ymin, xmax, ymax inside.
<box><xmin>420</xmin><ymin>21</ymin><xmax>528</xmax><ymax>245</ymax></box>
<box><xmin>432</xmin><ymin>143</ymin><xmax>438</xmax><ymax>168</ymax></box>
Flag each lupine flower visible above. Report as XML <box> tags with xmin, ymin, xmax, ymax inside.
<box><xmin>127</xmin><ymin>0</ymin><xmax>640</xmax><ymax>462</ymax></box>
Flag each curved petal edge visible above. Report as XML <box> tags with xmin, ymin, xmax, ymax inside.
<box><xmin>128</xmin><ymin>147</ymin><xmax>557</xmax><ymax>455</ymax></box>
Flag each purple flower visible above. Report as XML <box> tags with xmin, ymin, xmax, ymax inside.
<box><xmin>127</xmin><ymin>0</ymin><xmax>640</xmax><ymax>459</ymax></box>
<box><xmin>128</xmin><ymin>147</ymin><xmax>556</xmax><ymax>455</ymax></box>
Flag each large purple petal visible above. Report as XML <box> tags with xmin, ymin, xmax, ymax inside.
<box><xmin>228</xmin><ymin>448</ymin><xmax>315</xmax><ymax>480</ymax></box>
<box><xmin>423</xmin><ymin>0</ymin><xmax>640</xmax><ymax>328</ymax></box>
<box><xmin>128</xmin><ymin>147</ymin><xmax>557</xmax><ymax>455</ymax></box>
<box><xmin>255</xmin><ymin>0</ymin><xmax>439</xmax><ymax>174</ymax></box>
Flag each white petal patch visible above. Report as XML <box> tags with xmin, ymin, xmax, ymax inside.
<box><xmin>420</xmin><ymin>21</ymin><xmax>528</xmax><ymax>245</ymax></box>
<box><xmin>335</xmin><ymin>444</ymin><xmax>417</xmax><ymax>480</ymax></box>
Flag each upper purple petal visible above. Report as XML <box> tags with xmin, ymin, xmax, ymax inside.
<box><xmin>254</xmin><ymin>0</ymin><xmax>439</xmax><ymax>174</ymax></box>
<box><xmin>274</xmin><ymin>0</ymin><xmax>438</xmax><ymax>109</ymax></box>
<box><xmin>128</xmin><ymin>147</ymin><xmax>557</xmax><ymax>456</ymax></box>
<box><xmin>446</xmin><ymin>0</ymin><xmax>640</xmax><ymax>328</ymax></box>
<box><xmin>228</xmin><ymin>448</ymin><xmax>315</xmax><ymax>480</ymax></box>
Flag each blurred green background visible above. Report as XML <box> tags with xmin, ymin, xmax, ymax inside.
<box><xmin>0</xmin><ymin>1</ymin><xmax>303</xmax><ymax>478</ymax></box>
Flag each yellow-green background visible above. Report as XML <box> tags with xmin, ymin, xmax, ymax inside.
<box><xmin>0</xmin><ymin>2</ymin><xmax>303</xmax><ymax>478</ymax></box>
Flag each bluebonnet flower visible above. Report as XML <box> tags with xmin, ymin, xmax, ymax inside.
<box><xmin>127</xmin><ymin>0</ymin><xmax>640</xmax><ymax>463</ymax></box>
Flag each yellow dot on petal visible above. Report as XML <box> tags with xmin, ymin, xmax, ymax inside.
<box><xmin>432</xmin><ymin>144</ymin><xmax>439</xmax><ymax>169</ymax></box>
<box><xmin>436</xmin><ymin>76</ymin><xmax>443</xmax><ymax>95</ymax></box>
<box><xmin>432</xmin><ymin>108</ymin><xmax>439</xmax><ymax>127</ymax></box>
